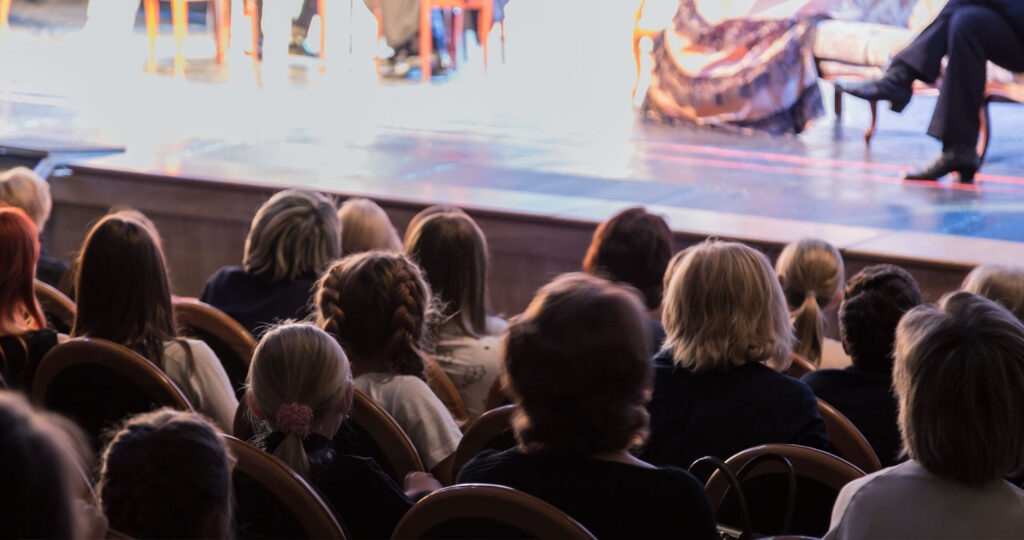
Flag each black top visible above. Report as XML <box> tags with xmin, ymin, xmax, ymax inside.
<box><xmin>200</xmin><ymin>266</ymin><xmax>317</xmax><ymax>337</ymax></box>
<box><xmin>262</xmin><ymin>432</ymin><xmax>412</xmax><ymax>539</ymax></box>
<box><xmin>642</xmin><ymin>350</ymin><xmax>830</xmax><ymax>468</ymax></box>
<box><xmin>36</xmin><ymin>247</ymin><xmax>69</xmax><ymax>290</ymax></box>
<box><xmin>458</xmin><ymin>448</ymin><xmax>717</xmax><ymax>540</ymax></box>
<box><xmin>0</xmin><ymin>329</ymin><xmax>58</xmax><ymax>391</ymax></box>
<box><xmin>802</xmin><ymin>367</ymin><xmax>902</xmax><ymax>467</ymax></box>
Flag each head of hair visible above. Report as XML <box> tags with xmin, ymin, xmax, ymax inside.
<box><xmin>894</xmin><ymin>291</ymin><xmax>1024</xmax><ymax>486</ymax></box>
<box><xmin>72</xmin><ymin>212</ymin><xmax>179</xmax><ymax>368</ymax></box>
<box><xmin>337</xmin><ymin>198</ymin><xmax>402</xmax><ymax>255</ymax></box>
<box><xmin>961</xmin><ymin>264</ymin><xmax>1024</xmax><ymax>322</ymax></box>
<box><xmin>0</xmin><ymin>391</ymin><xmax>79</xmax><ymax>539</ymax></box>
<box><xmin>0</xmin><ymin>207</ymin><xmax>45</xmax><ymax>334</ymax></box>
<box><xmin>775</xmin><ymin>238</ymin><xmax>844</xmax><ymax>364</ymax></box>
<box><xmin>316</xmin><ymin>251</ymin><xmax>436</xmax><ymax>377</ymax></box>
<box><xmin>98</xmin><ymin>409</ymin><xmax>232</xmax><ymax>539</ymax></box>
<box><xmin>247</xmin><ymin>323</ymin><xmax>352</xmax><ymax>477</ymax></box>
<box><xmin>243</xmin><ymin>190</ymin><xmax>341</xmax><ymax>283</ymax></box>
<box><xmin>0</xmin><ymin>167</ymin><xmax>52</xmax><ymax>232</ymax></box>
<box><xmin>663</xmin><ymin>239</ymin><xmax>793</xmax><ymax>372</ymax></box>
<box><xmin>839</xmin><ymin>264</ymin><xmax>922</xmax><ymax>373</ymax></box>
<box><xmin>506</xmin><ymin>273</ymin><xmax>652</xmax><ymax>455</ymax></box>
<box><xmin>405</xmin><ymin>211</ymin><xmax>490</xmax><ymax>337</ymax></box>
<box><xmin>582</xmin><ymin>207</ymin><xmax>672</xmax><ymax>310</ymax></box>
<box><xmin>403</xmin><ymin>205</ymin><xmax>466</xmax><ymax>245</ymax></box>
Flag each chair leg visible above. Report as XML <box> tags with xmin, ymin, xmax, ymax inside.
<box><xmin>373</xmin><ymin>0</ymin><xmax>382</xmax><ymax>76</ymax></box>
<box><xmin>834</xmin><ymin>83</ymin><xmax>843</xmax><ymax>119</ymax></box>
<box><xmin>445</xmin><ymin>9</ymin><xmax>456</xmax><ymax>68</ymax></box>
<box><xmin>500</xmin><ymin>19</ymin><xmax>505</xmax><ymax>64</ymax></box>
<box><xmin>632</xmin><ymin>32</ymin><xmax>643</xmax><ymax>100</ymax></box>
<box><xmin>978</xmin><ymin>98</ymin><xmax>991</xmax><ymax>166</ymax></box>
<box><xmin>420</xmin><ymin>2</ymin><xmax>431</xmax><ymax>81</ymax></box>
<box><xmin>864</xmin><ymin>100</ymin><xmax>878</xmax><ymax>144</ymax></box>
<box><xmin>479</xmin><ymin>1</ymin><xmax>491</xmax><ymax>73</ymax></box>
<box><xmin>318</xmin><ymin>0</ymin><xmax>326</xmax><ymax>71</ymax></box>
<box><xmin>144</xmin><ymin>0</ymin><xmax>159</xmax><ymax>57</ymax></box>
<box><xmin>0</xmin><ymin>0</ymin><xmax>11</xmax><ymax>34</ymax></box>
<box><xmin>211</xmin><ymin>0</ymin><xmax>227</xmax><ymax>62</ymax></box>
<box><xmin>452</xmin><ymin>9</ymin><xmax>462</xmax><ymax>71</ymax></box>
<box><xmin>171</xmin><ymin>0</ymin><xmax>187</xmax><ymax>58</ymax></box>
<box><xmin>246</xmin><ymin>0</ymin><xmax>260</xmax><ymax>59</ymax></box>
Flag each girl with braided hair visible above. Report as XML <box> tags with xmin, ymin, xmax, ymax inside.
<box><xmin>245</xmin><ymin>322</ymin><xmax>437</xmax><ymax>539</ymax></box>
<box><xmin>315</xmin><ymin>252</ymin><xmax>463</xmax><ymax>479</ymax></box>
<box><xmin>775</xmin><ymin>238</ymin><xmax>848</xmax><ymax>368</ymax></box>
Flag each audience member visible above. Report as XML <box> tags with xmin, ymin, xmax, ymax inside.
<box><xmin>961</xmin><ymin>264</ymin><xmax>1024</xmax><ymax>322</ymax></box>
<box><xmin>0</xmin><ymin>207</ymin><xmax>63</xmax><ymax>390</ymax></box>
<box><xmin>642</xmin><ymin>240</ymin><xmax>829</xmax><ymax>468</ymax></box>
<box><xmin>403</xmin><ymin>205</ymin><xmax>464</xmax><ymax>244</ymax></box>
<box><xmin>825</xmin><ymin>292</ymin><xmax>1024</xmax><ymax>538</ymax></box>
<box><xmin>97</xmin><ymin>409</ymin><xmax>233</xmax><ymax>539</ymax></box>
<box><xmin>316</xmin><ymin>252</ymin><xmax>462</xmax><ymax>477</ymax></box>
<box><xmin>405</xmin><ymin>211</ymin><xmax>506</xmax><ymax>419</ymax></box>
<box><xmin>459</xmin><ymin>273</ymin><xmax>717</xmax><ymax>540</ymax></box>
<box><xmin>73</xmin><ymin>213</ymin><xmax>237</xmax><ymax>431</ymax></box>
<box><xmin>0</xmin><ymin>390</ymin><xmax>86</xmax><ymax>539</ymax></box>
<box><xmin>337</xmin><ymin>198</ymin><xmax>402</xmax><ymax>254</ymax></box>
<box><xmin>246</xmin><ymin>323</ymin><xmax>439</xmax><ymax>538</ymax></box>
<box><xmin>0</xmin><ymin>167</ymin><xmax>68</xmax><ymax>288</ymax></box>
<box><xmin>583</xmin><ymin>207</ymin><xmax>673</xmax><ymax>353</ymax></box>
<box><xmin>202</xmin><ymin>190</ymin><xmax>341</xmax><ymax>336</ymax></box>
<box><xmin>775</xmin><ymin>238</ymin><xmax>846</xmax><ymax>367</ymax></box>
<box><xmin>802</xmin><ymin>265</ymin><xmax>922</xmax><ymax>467</ymax></box>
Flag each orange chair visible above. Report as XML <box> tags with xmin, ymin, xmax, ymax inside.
<box><xmin>632</xmin><ymin>0</ymin><xmax>663</xmax><ymax>99</ymax></box>
<box><xmin>345</xmin><ymin>388</ymin><xmax>426</xmax><ymax>483</ymax></box>
<box><xmin>424</xmin><ymin>358</ymin><xmax>469</xmax><ymax>427</ymax></box>
<box><xmin>786</xmin><ymin>353</ymin><xmax>816</xmax><ymax>379</ymax></box>
<box><xmin>817</xmin><ymin>398</ymin><xmax>882</xmax><ymax>474</ymax></box>
<box><xmin>0</xmin><ymin>0</ymin><xmax>10</xmax><ymax>35</ymax></box>
<box><xmin>172</xmin><ymin>298</ymin><xmax>255</xmax><ymax>398</ymax></box>
<box><xmin>418</xmin><ymin>0</ymin><xmax>491</xmax><ymax>81</ymax></box>
<box><xmin>143</xmin><ymin>0</ymin><xmax>231</xmax><ymax>63</ymax></box>
<box><xmin>451</xmin><ymin>404</ymin><xmax>517</xmax><ymax>479</ymax></box>
<box><xmin>34</xmin><ymin>280</ymin><xmax>76</xmax><ymax>334</ymax></box>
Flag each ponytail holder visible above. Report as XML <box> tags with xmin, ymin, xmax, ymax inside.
<box><xmin>275</xmin><ymin>403</ymin><xmax>313</xmax><ymax>438</ymax></box>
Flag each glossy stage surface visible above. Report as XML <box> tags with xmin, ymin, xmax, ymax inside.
<box><xmin>2</xmin><ymin>0</ymin><xmax>1024</xmax><ymax>265</ymax></box>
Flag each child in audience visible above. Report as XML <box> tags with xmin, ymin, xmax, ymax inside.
<box><xmin>642</xmin><ymin>240</ymin><xmax>829</xmax><ymax>468</ymax></box>
<box><xmin>0</xmin><ymin>167</ymin><xmax>68</xmax><ymax>288</ymax></box>
<box><xmin>97</xmin><ymin>409</ymin><xmax>233</xmax><ymax>539</ymax></box>
<box><xmin>458</xmin><ymin>273</ymin><xmax>717</xmax><ymax>540</ymax></box>
<box><xmin>961</xmin><ymin>263</ymin><xmax>1024</xmax><ymax>322</ymax></box>
<box><xmin>337</xmin><ymin>198</ymin><xmax>402</xmax><ymax>254</ymax></box>
<box><xmin>0</xmin><ymin>207</ymin><xmax>63</xmax><ymax>390</ymax></box>
<box><xmin>775</xmin><ymin>238</ymin><xmax>846</xmax><ymax>367</ymax></box>
<box><xmin>802</xmin><ymin>264</ymin><xmax>923</xmax><ymax>467</ymax></box>
<box><xmin>825</xmin><ymin>292</ymin><xmax>1024</xmax><ymax>538</ymax></box>
<box><xmin>0</xmin><ymin>390</ymin><xmax>84</xmax><ymax>539</ymax></box>
<box><xmin>583</xmin><ymin>206</ymin><xmax>673</xmax><ymax>353</ymax></box>
<box><xmin>72</xmin><ymin>212</ymin><xmax>237</xmax><ymax>431</ymax></box>
<box><xmin>202</xmin><ymin>189</ymin><xmax>341</xmax><ymax>336</ymax></box>
<box><xmin>316</xmin><ymin>252</ymin><xmax>462</xmax><ymax>478</ymax></box>
<box><xmin>405</xmin><ymin>210</ymin><xmax>506</xmax><ymax>419</ymax></box>
<box><xmin>246</xmin><ymin>322</ymin><xmax>439</xmax><ymax>538</ymax></box>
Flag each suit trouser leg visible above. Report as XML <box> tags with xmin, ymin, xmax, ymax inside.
<box><xmin>893</xmin><ymin>0</ymin><xmax>971</xmax><ymax>83</ymax></box>
<box><xmin>926</xmin><ymin>6</ymin><xmax>1024</xmax><ymax>145</ymax></box>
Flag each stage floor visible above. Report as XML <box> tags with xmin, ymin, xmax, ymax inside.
<box><xmin>3</xmin><ymin>0</ymin><xmax>1024</xmax><ymax>265</ymax></box>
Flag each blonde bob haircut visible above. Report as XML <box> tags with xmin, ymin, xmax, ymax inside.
<box><xmin>894</xmin><ymin>291</ymin><xmax>1024</xmax><ymax>486</ymax></box>
<box><xmin>961</xmin><ymin>264</ymin><xmax>1024</xmax><ymax>322</ymax></box>
<box><xmin>0</xmin><ymin>167</ymin><xmax>52</xmax><ymax>233</ymax></box>
<box><xmin>663</xmin><ymin>240</ymin><xmax>793</xmax><ymax>372</ymax></box>
<box><xmin>243</xmin><ymin>190</ymin><xmax>341</xmax><ymax>283</ymax></box>
<box><xmin>337</xmin><ymin>198</ymin><xmax>402</xmax><ymax>254</ymax></box>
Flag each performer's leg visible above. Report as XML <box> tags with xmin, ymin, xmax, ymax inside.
<box><xmin>893</xmin><ymin>0</ymin><xmax>972</xmax><ymax>83</ymax></box>
<box><xmin>290</xmin><ymin>0</ymin><xmax>319</xmax><ymax>53</ymax></box>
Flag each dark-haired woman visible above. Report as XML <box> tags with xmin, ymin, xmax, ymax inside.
<box><xmin>458</xmin><ymin>273</ymin><xmax>717</xmax><ymax>540</ymax></box>
<box><xmin>74</xmin><ymin>213</ymin><xmax>237</xmax><ymax>431</ymax></box>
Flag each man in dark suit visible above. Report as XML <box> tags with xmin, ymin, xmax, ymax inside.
<box><xmin>842</xmin><ymin>0</ymin><xmax>1024</xmax><ymax>183</ymax></box>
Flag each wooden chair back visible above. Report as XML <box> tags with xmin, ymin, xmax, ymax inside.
<box><xmin>817</xmin><ymin>398</ymin><xmax>882</xmax><ymax>473</ymax></box>
<box><xmin>33</xmin><ymin>280</ymin><xmax>76</xmax><ymax>334</ymax></box>
<box><xmin>332</xmin><ymin>388</ymin><xmax>425</xmax><ymax>484</ymax></box>
<box><xmin>223</xmin><ymin>435</ymin><xmax>348</xmax><ymax>540</ymax></box>
<box><xmin>706</xmin><ymin>444</ymin><xmax>864</xmax><ymax>538</ymax></box>
<box><xmin>32</xmin><ymin>338</ymin><xmax>194</xmax><ymax>449</ymax></box>
<box><xmin>451</xmin><ymin>405</ymin><xmax>518</xmax><ymax>479</ymax></box>
<box><xmin>173</xmin><ymin>298</ymin><xmax>255</xmax><ymax>399</ymax></box>
<box><xmin>392</xmin><ymin>483</ymin><xmax>596</xmax><ymax>539</ymax></box>
<box><xmin>424</xmin><ymin>358</ymin><xmax>469</xmax><ymax>426</ymax></box>
<box><xmin>786</xmin><ymin>353</ymin><xmax>816</xmax><ymax>379</ymax></box>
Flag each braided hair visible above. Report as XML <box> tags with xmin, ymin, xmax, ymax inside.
<box><xmin>316</xmin><ymin>251</ymin><xmax>439</xmax><ymax>378</ymax></box>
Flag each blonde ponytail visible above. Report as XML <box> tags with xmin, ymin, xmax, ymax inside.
<box><xmin>776</xmin><ymin>239</ymin><xmax>845</xmax><ymax>367</ymax></box>
<box><xmin>792</xmin><ymin>293</ymin><xmax>825</xmax><ymax>364</ymax></box>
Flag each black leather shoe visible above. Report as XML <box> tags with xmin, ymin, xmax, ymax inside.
<box><xmin>903</xmin><ymin>145</ymin><xmax>980</xmax><ymax>183</ymax></box>
<box><xmin>839</xmin><ymin>63</ymin><xmax>914</xmax><ymax>113</ymax></box>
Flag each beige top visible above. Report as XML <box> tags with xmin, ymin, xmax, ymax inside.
<box><xmin>431</xmin><ymin>316</ymin><xmax>508</xmax><ymax>420</ymax></box>
<box><xmin>162</xmin><ymin>339</ymin><xmax>238</xmax><ymax>433</ymax></box>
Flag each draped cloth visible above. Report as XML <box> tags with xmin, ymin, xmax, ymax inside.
<box><xmin>644</xmin><ymin>0</ymin><xmax>851</xmax><ymax>134</ymax></box>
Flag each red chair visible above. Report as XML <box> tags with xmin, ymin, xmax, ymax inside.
<box><xmin>143</xmin><ymin>0</ymin><xmax>231</xmax><ymax>63</ymax></box>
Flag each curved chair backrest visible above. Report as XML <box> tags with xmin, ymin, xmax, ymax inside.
<box><xmin>392</xmin><ymin>483</ymin><xmax>596</xmax><ymax>540</ymax></box>
<box><xmin>817</xmin><ymin>398</ymin><xmax>882</xmax><ymax>474</ymax></box>
<box><xmin>424</xmin><ymin>358</ymin><xmax>469</xmax><ymax>426</ymax></box>
<box><xmin>786</xmin><ymin>353</ymin><xmax>816</xmax><ymax>379</ymax></box>
<box><xmin>333</xmin><ymin>388</ymin><xmax>425</xmax><ymax>484</ymax></box>
<box><xmin>451</xmin><ymin>405</ymin><xmax>518</xmax><ymax>480</ymax></box>
<box><xmin>33</xmin><ymin>280</ymin><xmax>76</xmax><ymax>334</ymax></box>
<box><xmin>223</xmin><ymin>435</ymin><xmax>348</xmax><ymax>540</ymax></box>
<box><xmin>32</xmin><ymin>338</ymin><xmax>193</xmax><ymax>450</ymax></box>
<box><xmin>483</xmin><ymin>376</ymin><xmax>511</xmax><ymax>412</ymax></box>
<box><xmin>706</xmin><ymin>444</ymin><xmax>864</xmax><ymax>538</ymax></box>
<box><xmin>173</xmin><ymin>298</ymin><xmax>255</xmax><ymax>398</ymax></box>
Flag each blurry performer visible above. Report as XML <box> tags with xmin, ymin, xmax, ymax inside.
<box><xmin>841</xmin><ymin>0</ymin><xmax>1024</xmax><ymax>183</ymax></box>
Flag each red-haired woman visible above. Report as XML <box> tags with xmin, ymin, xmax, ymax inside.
<box><xmin>0</xmin><ymin>207</ymin><xmax>63</xmax><ymax>390</ymax></box>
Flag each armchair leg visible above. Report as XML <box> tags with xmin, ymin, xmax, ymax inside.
<box><xmin>978</xmin><ymin>98</ymin><xmax>991</xmax><ymax>166</ymax></box>
<box><xmin>834</xmin><ymin>84</ymin><xmax>843</xmax><ymax>119</ymax></box>
<box><xmin>864</xmin><ymin>100</ymin><xmax>878</xmax><ymax>144</ymax></box>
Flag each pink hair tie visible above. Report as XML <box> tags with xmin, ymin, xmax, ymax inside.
<box><xmin>275</xmin><ymin>403</ymin><xmax>313</xmax><ymax>438</ymax></box>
